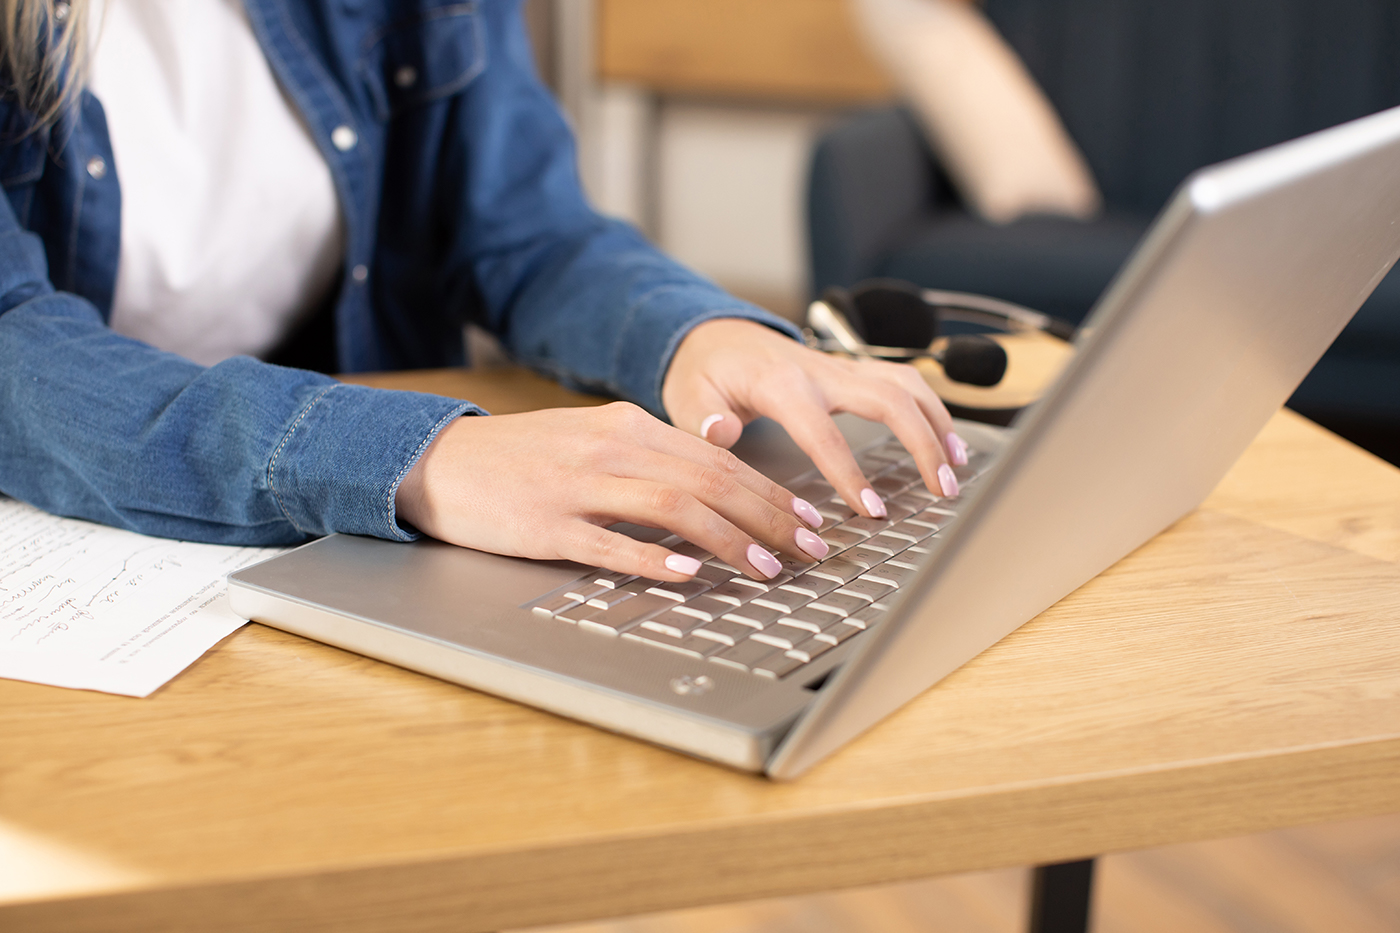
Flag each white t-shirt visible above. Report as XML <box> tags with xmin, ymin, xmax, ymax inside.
<box><xmin>89</xmin><ymin>0</ymin><xmax>345</xmax><ymax>366</ymax></box>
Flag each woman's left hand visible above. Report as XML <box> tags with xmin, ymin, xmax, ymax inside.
<box><xmin>662</xmin><ymin>318</ymin><xmax>969</xmax><ymax>519</ymax></box>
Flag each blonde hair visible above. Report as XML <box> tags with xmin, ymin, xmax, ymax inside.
<box><xmin>1</xmin><ymin>0</ymin><xmax>89</xmax><ymax>129</ymax></box>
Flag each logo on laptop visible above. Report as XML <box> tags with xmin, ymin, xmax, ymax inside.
<box><xmin>670</xmin><ymin>674</ymin><xmax>714</xmax><ymax>696</ymax></box>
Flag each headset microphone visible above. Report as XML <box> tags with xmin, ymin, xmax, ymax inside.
<box><xmin>935</xmin><ymin>335</ymin><xmax>1008</xmax><ymax>387</ymax></box>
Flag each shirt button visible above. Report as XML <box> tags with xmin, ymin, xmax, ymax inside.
<box><xmin>331</xmin><ymin>125</ymin><xmax>358</xmax><ymax>152</ymax></box>
<box><xmin>86</xmin><ymin>155</ymin><xmax>106</xmax><ymax>179</ymax></box>
<box><xmin>394</xmin><ymin>66</ymin><xmax>418</xmax><ymax>89</ymax></box>
<box><xmin>351</xmin><ymin>264</ymin><xmax>369</xmax><ymax>283</ymax></box>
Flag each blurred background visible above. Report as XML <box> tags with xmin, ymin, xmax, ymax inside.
<box><xmin>520</xmin><ymin>0</ymin><xmax>1400</xmax><ymax>468</ymax></box>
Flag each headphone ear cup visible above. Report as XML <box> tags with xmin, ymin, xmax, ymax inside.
<box><xmin>820</xmin><ymin>286</ymin><xmax>869</xmax><ymax>342</ymax></box>
<box><xmin>849</xmin><ymin>280</ymin><xmax>939</xmax><ymax>349</ymax></box>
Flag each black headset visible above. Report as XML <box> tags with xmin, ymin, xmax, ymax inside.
<box><xmin>805</xmin><ymin>279</ymin><xmax>1078</xmax><ymax>389</ymax></box>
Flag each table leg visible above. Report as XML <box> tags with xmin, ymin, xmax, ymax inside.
<box><xmin>1028</xmin><ymin>858</ymin><xmax>1096</xmax><ymax>933</ymax></box>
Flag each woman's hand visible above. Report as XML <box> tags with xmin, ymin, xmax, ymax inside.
<box><xmin>394</xmin><ymin>402</ymin><xmax>831</xmax><ymax>582</ymax></box>
<box><xmin>662</xmin><ymin>318</ymin><xmax>967</xmax><ymax>518</ymax></box>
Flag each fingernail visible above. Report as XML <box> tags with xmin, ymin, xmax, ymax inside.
<box><xmin>664</xmin><ymin>554</ymin><xmax>703</xmax><ymax>576</ymax></box>
<box><xmin>859</xmin><ymin>488</ymin><xmax>887</xmax><ymax>518</ymax></box>
<box><xmin>938</xmin><ymin>464</ymin><xmax>960</xmax><ymax>498</ymax></box>
<box><xmin>946</xmin><ymin>432</ymin><xmax>969</xmax><ymax>466</ymax></box>
<box><xmin>795</xmin><ymin>527</ymin><xmax>829</xmax><ymax>560</ymax></box>
<box><xmin>791</xmin><ymin>496</ymin><xmax>823</xmax><ymax>529</ymax></box>
<box><xmin>746</xmin><ymin>543</ymin><xmax>782</xmax><ymax>579</ymax></box>
<box><xmin>700</xmin><ymin>413</ymin><xmax>725</xmax><ymax>441</ymax></box>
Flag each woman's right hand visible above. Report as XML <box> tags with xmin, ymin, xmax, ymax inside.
<box><xmin>393</xmin><ymin>402</ymin><xmax>830</xmax><ymax>582</ymax></box>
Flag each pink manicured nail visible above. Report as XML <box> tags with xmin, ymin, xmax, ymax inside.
<box><xmin>859</xmin><ymin>488</ymin><xmax>887</xmax><ymax>518</ymax></box>
<box><xmin>938</xmin><ymin>464</ymin><xmax>960</xmax><ymax>498</ymax></box>
<box><xmin>699</xmin><ymin>413</ymin><xmax>725</xmax><ymax>441</ymax></box>
<box><xmin>664</xmin><ymin>554</ymin><xmax>703</xmax><ymax>576</ymax></box>
<box><xmin>795</xmin><ymin>528</ymin><xmax>829</xmax><ymax>560</ymax></box>
<box><xmin>946</xmin><ymin>432</ymin><xmax>969</xmax><ymax>466</ymax></box>
<box><xmin>746</xmin><ymin>543</ymin><xmax>782</xmax><ymax>579</ymax></box>
<box><xmin>792</xmin><ymin>497</ymin><xmax>823</xmax><ymax>529</ymax></box>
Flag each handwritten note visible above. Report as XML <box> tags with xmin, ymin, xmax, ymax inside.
<box><xmin>0</xmin><ymin>496</ymin><xmax>285</xmax><ymax>697</ymax></box>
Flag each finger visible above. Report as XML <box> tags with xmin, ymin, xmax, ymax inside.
<box><xmin>833</xmin><ymin>373</ymin><xmax>961</xmax><ymax>499</ymax></box>
<box><xmin>888</xmin><ymin>363</ymin><xmax>966</xmax><ymax>467</ymax></box>
<box><xmin>626</xmin><ymin>414</ymin><xmax>827</xmax><ymax>532</ymax></box>
<box><xmin>755</xmin><ymin>388</ymin><xmax>887</xmax><ymax>519</ymax></box>
<box><xmin>554</xmin><ymin>521</ymin><xmax>707</xmax><ymax>582</ymax></box>
<box><xmin>625</xmin><ymin>447</ymin><xmax>829</xmax><ymax>563</ymax></box>
<box><xmin>670</xmin><ymin>375</ymin><xmax>744</xmax><ymax>449</ymax></box>
<box><xmin>588</xmin><ymin>476</ymin><xmax>788</xmax><ymax>581</ymax></box>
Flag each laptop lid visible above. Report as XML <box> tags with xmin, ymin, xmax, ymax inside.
<box><xmin>769</xmin><ymin>105</ymin><xmax>1400</xmax><ymax>779</ymax></box>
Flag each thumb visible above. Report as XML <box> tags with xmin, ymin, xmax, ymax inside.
<box><xmin>673</xmin><ymin>378</ymin><xmax>744</xmax><ymax>449</ymax></box>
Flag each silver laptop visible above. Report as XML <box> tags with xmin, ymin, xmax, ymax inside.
<box><xmin>230</xmin><ymin>105</ymin><xmax>1400</xmax><ymax>779</ymax></box>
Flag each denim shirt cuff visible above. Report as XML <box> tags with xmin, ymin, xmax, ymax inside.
<box><xmin>610</xmin><ymin>290</ymin><xmax>803</xmax><ymax>417</ymax></box>
<box><xmin>265</xmin><ymin>383</ymin><xmax>483</xmax><ymax>541</ymax></box>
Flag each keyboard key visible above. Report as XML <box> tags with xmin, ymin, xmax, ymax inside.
<box><xmin>890</xmin><ymin>492</ymin><xmax>932</xmax><ymax>514</ymax></box>
<box><xmin>787</xmin><ymin>605</ymin><xmax>846</xmax><ymax>630</ymax></box>
<box><xmin>841</xmin><ymin>515</ymin><xmax>893</xmax><ymax>537</ymax></box>
<box><xmin>640</xmin><ymin>610</ymin><xmax>706</xmax><ymax>638</ymax></box>
<box><xmin>898</xmin><ymin>485</ymin><xmax>938</xmax><ymax>503</ymax></box>
<box><xmin>847</xmin><ymin>604</ymin><xmax>886</xmax><ymax>628</ymax></box>
<box><xmin>907</xmin><ymin>507</ymin><xmax>956</xmax><ymax>530</ymax></box>
<box><xmin>835</xmin><ymin>578</ymin><xmax>892</xmax><ymax>603</ymax></box>
<box><xmin>778</xmin><ymin>576</ymin><xmax>840</xmax><ymax>599</ymax></box>
<box><xmin>672</xmin><ymin>595</ymin><xmax>735</xmax><ymax>622</ymax></box>
<box><xmin>564</xmin><ymin>581</ymin><xmax>609</xmax><ymax>603</ymax></box>
<box><xmin>693</xmin><ymin>562</ymin><xmax>737</xmax><ymax>586</ymax></box>
<box><xmin>777</xmin><ymin>556</ymin><xmax>816</xmax><ymax>577</ymax></box>
<box><xmin>807</xmin><ymin>558</ymin><xmax>867</xmax><ymax>584</ymax></box>
<box><xmin>817</xmin><ymin>502</ymin><xmax>855</xmax><ymax>524</ymax></box>
<box><xmin>814</xmin><ymin>623</ymin><xmax>862</xmax><ymax>645</ymax></box>
<box><xmin>884</xmin><ymin>521</ymin><xmax>935</xmax><ymax>543</ymax></box>
<box><xmin>809</xmin><ymin>592</ymin><xmax>870</xmax><ymax>618</ymax></box>
<box><xmin>885</xmin><ymin>463</ymin><xmax>924</xmax><ymax>484</ymax></box>
<box><xmin>669</xmin><ymin>541</ymin><xmax>714</xmax><ymax>561</ymax></box>
<box><xmin>865</xmin><ymin>533</ymin><xmax>913</xmax><ymax>556</ymax></box>
<box><xmin>692</xmin><ymin>617</ymin><xmax>758</xmax><ymax>646</ymax></box>
<box><xmin>819</xmin><ymin>528</ymin><xmax>867</xmax><ymax>552</ymax></box>
<box><xmin>861</xmin><ymin>563</ymin><xmax>917</xmax><ymax>588</ymax></box>
<box><xmin>753</xmin><ymin>652</ymin><xmax>805</xmax><ymax>679</ymax></box>
<box><xmin>591</xmin><ymin>570</ymin><xmax>638</xmax><ymax>589</ymax></box>
<box><xmin>721</xmin><ymin>604</ymin><xmax>783</xmax><ymax>627</ymax></box>
<box><xmin>708</xmin><ymin>580</ymin><xmax>760</xmax><ymax>605</ymax></box>
<box><xmin>870</xmin><ymin>475</ymin><xmax>908</xmax><ymax>497</ymax></box>
<box><xmin>843</xmin><ymin>545</ymin><xmax>891</xmax><ymax>570</ymax></box>
<box><xmin>624</xmin><ymin>630</ymin><xmax>724</xmax><ymax>658</ymax></box>
<box><xmin>646</xmin><ymin>579</ymin><xmax>713</xmax><ymax>602</ymax></box>
<box><xmin>786</xmin><ymin>636</ymin><xmax>834</xmax><ymax>663</ymax></box>
<box><xmin>790</xmin><ymin>479</ymin><xmax>835</xmax><ymax>503</ymax></box>
<box><xmin>586</xmin><ymin>588</ymin><xmax>639</xmax><ymax>609</ymax></box>
<box><xmin>531</xmin><ymin>593</ymin><xmax>581</xmax><ymax>618</ymax></box>
<box><xmin>711</xmin><ymin>638</ymin><xmax>780</xmax><ymax>671</ymax></box>
<box><xmin>577</xmin><ymin>592</ymin><xmax>676</xmax><ymax>630</ymax></box>
<box><xmin>751</xmin><ymin>588</ymin><xmax>812</xmax><ymax>613</ymax></box>
<box><xmin>953</xmin><ymin>450</ymin><xmax>993</xmax><ymax>485</ymax></box>
<box><xmin>882</xmin><ymin>502</ymin><xmax>916</xmax><ymax>523</ymax></box>
<box><xmin>750</xmin><ymin>629</ymin><xmax>800</xmax><ymax>650</ymax></box>
<box><xmin>863</xmin><ymin>440</ymin><xmax>910</xmax><ymax>463</ymax></box>
<box><xmin>776</xmin><ymin>615</ymin><xmax>823</xmax><ymax>635</ymax></box>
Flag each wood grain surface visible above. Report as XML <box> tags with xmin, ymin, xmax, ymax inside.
<box><xmin>2</xmin><ymin>367</ymin><xmax>1397</xmax><ymax>933</ymax></box>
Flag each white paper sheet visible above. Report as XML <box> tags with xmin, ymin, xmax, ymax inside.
<box><xmin>0</xmin><ymin>497</ymin><xmax>285</xmax><ymax>697</ymax></box>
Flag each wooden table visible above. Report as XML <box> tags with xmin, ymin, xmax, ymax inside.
<box><xmin>3</xmin><ymin>366</ymin><xmax>1398</xmax><ymax>933</ymax></box>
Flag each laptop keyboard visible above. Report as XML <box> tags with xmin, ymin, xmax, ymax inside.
<box><xmin>525</xmin><ymin>437</ymin><xmax>993</xmax><ymax>680</ymax></box>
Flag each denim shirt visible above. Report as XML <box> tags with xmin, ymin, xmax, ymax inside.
<box><xmin>0</xmin><ymin>0</ymin><xmax>798</xmax><ymax>546</ymax></box>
